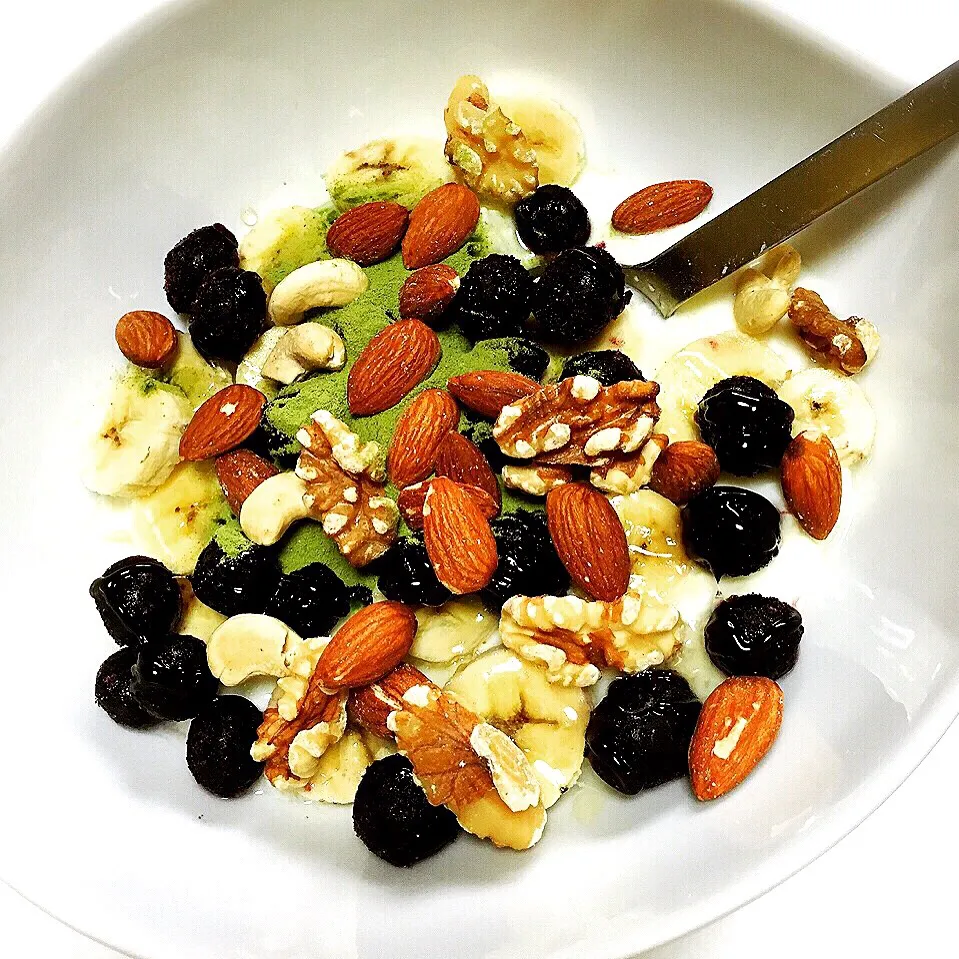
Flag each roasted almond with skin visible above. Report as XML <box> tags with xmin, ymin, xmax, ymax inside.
<box><xmin>434</xmin><ymin>431</ymin><xmax>500</xmax><ymax>504</ymax></box>
<box><xmin>546</xmin><ymin>483</ymin><xmax>630</xmax><ymax>602</ymax></box>
<box><xmin>214</xmin><ymin>448</ymin><xmax>279</xmax><ymax>514</ymax></box>
<box><xmin>325</xmin><ymin>201</ymin><xmax>409</xmax><ymax>266</ymax></box>
<box><xmin>115</xmin><ymin>310</ymin><xmax>177</xmax><ymax>368</ymax></box>
<box><xmin>314</xmin><ymin>601</ymin><xmax>418</xmax><ymax>690</ymax></box>
<box><xmin>402</xmin><ymin>183</ymin><xmax>480</xmax><ymax>269</ymax></box>
<box><xmin>347</xmin><ymin>662</ymin><xmax>437</xmax><ymax>739</ymax></box>
<box><xmin>447</xmin><ymin>369</ymin><xmax>540</xmax><ymax>418</ymax></box>
<box><xmin>179</xmin><ymin>384</ymin><xmax>267</xmax><ymax>461</ymax></box>
<box><xmin>399</xmin><ymin>264</ymin><xmax>460</xmax><ymax>321</ymax></box>
<box><xmin>689</xmin><ymin>675</ymin><xmax>784</xmax><ymax>801</ymax></box>
<box><xmin>649</xmin><ymin>440</ymin><xmax>720</xmax><ymax>505</ymax></box>
<box><xmin>780</xmin><ymin>431</ymin><xmax>842</xmax><ymax>539</ymax></box>
<box><xmin>347</xmin><ymin>319</ymin><xmax>442</xmax><ymax>416</ymax></box>
<box><xmin>612</xmin><ymin>179</ymin><xmax>713</xmax><ymax>235</ymax></box>
<box><xmin>423</xmin><ymin>476</ymin><xmax>498</xmax><ymax>594</ymax></box>
<box><xmin>398</xmin><ymin>479</ymin><xmax>498</xmax><ymax>530</ymax></box>
<box><xmin>387</xmin><ymin>389</ymin><xmax>460</xmax><ymax>489</ymax></box>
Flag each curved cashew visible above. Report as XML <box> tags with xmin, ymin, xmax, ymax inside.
<box><xmin>268</xmin><ymin>258</ymin><xmax>368</xmax><ymax>326</ymax></box>
<box><xmin>206</xmin><ymin>613</ymin><xmax>303</xmax><ymax>685</ymax></box>
<box><xmin>236</xmin><ymin>327</ymin><xmax>288</xmax><ymax>388</ymax></box>
<box><xmin>239</xmin><ymin>471</ymin><xmax>310</xmax><ymax>545</ymax></box>
<box><xmin>261</xmin><ymin>323</ymin><xmax>346</xmax><ymax>384</ymax></box>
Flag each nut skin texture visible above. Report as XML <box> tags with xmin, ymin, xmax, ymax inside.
<box><xmin>780</xmin><ymin>432</ymin><xmax>842</xmax><ymax>540</ymax></box>
<box><xmin>132</xmin><ymin>635</ymin><xmax>220</xmax><ymax>722</ymax></box>
<box><xmin>214</xmin><ymin>448</ymin><xmax>280</xmax><ymax>515</ymax></box>
<box><xmin>560</xmin><ymin>350</ymin><xmax>643</xmax><ymax>386</ymax></box>
<box><xmin>263</xmin><ymin>562</ymin><xmax>353</xmax><ymax>638</ymax></box>
<box><xmin>375</xmin><ymin>538</ymin><xmax>453</xmax><ymax>608</ymax></box>
<box><xmin>447</xmin><ymin>369</ymin><xmax>540</xmax><ymax>419</ymax></box>
<box><xmin>189</xmin><ymin>267</ymin><xmax>267</xmax><ymax>363</ymax></box>
<box><xmin>353</xmin><ymin>755</ymin><xmax>460</xmax><ymax>867</ymax></box>
<box><xmin>546</xmin><ymin>483</ymin><xmax>630</xmax><ymax>602</ymax></box>
<box><xmin>115</xmin><ymin>311</ymin><xmax>178</xmax><ymax>368</ymax></box>
<box><xmin>164</xmin><ymin>223</ymin><xmax>239</xmax><ymax>314</ymax></box>
<box><xmin>387</xmin><ymin>389</ymin><xmax>460</xmax><ymax>489</ymax></box>
<box><xmin>434</xmin><ymin>432</ymin><xmax>500</xmax><ymax>505</ymax></box>
<box><xmin>325</xmin><ymin>201</ymin><xmax>409</xmax><ymax>266</ymax></box>
<box><xmin>451</xmin><ymin>254</ymin><xmax>534</xmax><ymax>342</ymax></box>
<box><xmin>682</xmin><ymin>486</ymin><xmax>782</xmax><ymax>579</ymax></box>
<box><xmin>348</xmin><ymin>663</ymin><xmax>436</xmax><ymax>739</ymax></box>
<box><xmin>179</xmin><ymin>384</ymin><xmax>267</xmax><ymax>461</ymax></box>
<box><xmin>649</xmin><ymin>441</ymin><xmax>721</xmax><ymax>505</ymax></box>
<box><xmin>95</xmin><ymin>647</ymin><xmax>162</xmax><ymax>729</ymax></box>
<box><xmin>402</xmin><ymin>183</ymin><xmax>480</xmax><ymax>269</ymax></box>
<box><xmin>191</xmin><ymin>538</ymin><xmax>281</xmax><ymax>617</ymax></box>
<box><xmin>397</xmin><ymin>479</ymin><xmax>498</xmax><ymax>531</ymax></box>
<box><xmin>704</xmin><ymin>594</ymin><xmax>803</xmax><ymax>680</ymax></box>
<box><xmin>514</xmin><ymin>185</ymin><xmax>591</xmax><ymax>253</ymax></box>
<box><xmin>398</xmin><ymin>264</ymin><xmax>459</xmax><ymax>325</ymax></box>
<box><xmin>186</xmin><ymin>695</ymin><xmax>264</xmax><ymax>798</ymax></box>
<box><xmin>611</xmin><ymin>179</ymin><xmax>713</xmax><ymax>235</ymax></box>
<box><xmin>586</xmin><ymin>671</ymin><xmax>701</xmax><ymax>794</ymax></box>
<box><xmin>90</xmin><ymin>555</ymin><xmax>182</xmax><ymax>647</ymax></box>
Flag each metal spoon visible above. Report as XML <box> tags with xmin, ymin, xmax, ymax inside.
<box><xmin>625</xmin><ymin>59</ymin><xmax>959</xmax><ymax>317</ymax></box>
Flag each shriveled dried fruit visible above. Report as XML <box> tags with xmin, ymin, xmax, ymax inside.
<box><xmin>788</xmin><ymin>288</ymin><xmax>879</xmax><ymax>375</ymax></box>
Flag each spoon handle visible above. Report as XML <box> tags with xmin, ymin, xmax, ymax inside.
<box><xmin>626</xmin><ymin>59</ymin><xmax>959</xmax><ymax>317</ymax></box>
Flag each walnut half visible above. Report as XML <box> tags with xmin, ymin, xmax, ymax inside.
<box><xmin>788</xmin><ymin>288</ymin><xmax>879</xmax><ymax>375</ymax></box>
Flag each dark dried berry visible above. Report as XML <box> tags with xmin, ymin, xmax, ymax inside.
<box><xmin>265</xmin><ymin>563</ymin><xmax>351</xmax><ymax>637</ymax></box>
<box><xmin>90</xmin><ymin>555</ymin><xmax>182</xmax><ymax>647</ymax></box>
<box><xmin>353</xmin><ymin>755</ymin><xmax>460</xmax><ymax>867</ymax></box>
<box><xmin>560</xmin><ymin>350</ymin><xmax>643</xmax><ymax>386</ymax></box>
<box><xmin>132</xmin><ymin>635</ymin><xmax>219</xmax><ymax>721</ymax></box>
<box><xmin>585</xmin><ymin>670</ymin><xmax>701</xmax><ymax>794</ymax></box>
<box><xmin>253</xmin><ymin>413</ymin><xmax>300</xmax><ymax>470</ymax></box>
<box><xmin>376</xmin><ymin>538</ymin><xmax>452</xmax><ymax>608</ymax></box>
<box><xmin>704</xmin><ymin>594</ymin><xmax>803</xmax><ymax>680</ymax></box>
<box><xmin>682</xmin><ymin>486</ymin><xmax>781</xmax><ymax>579</ymax></box>
<box><xmin>452</xmin><ymin>254</ymin><xmax>534</xmax><ymax>342</ymax></box>
<box><xmin>695</xmin><ymin>375</ymin><xmax>795</xmax><ymax>475</ymax></box>
<box><xmin>482</xmin><ymin>510</ymin><xmax>569</xmax><ymax>611</ymax></box>
<box><xmin>348</xmin><ymin>585</ymin><xmax>374</xmax><ymax>608</ymax></box>
<box><xmin>532</xmin><ymin>246</ymin><xmax>629</xmax><ymax>344</ymax></box>
<box><xmin>189</xmin><ymin>267</ymin><xmax>267</xmax><ymax>362</ymax></box>
<box><xmin>504</xmin><ymin>337</ymin><xmax>550</xmax><ymax>381</ymax></box>
<box><xmin>186</xmin><ymin>696</ymin><xmax>264</xmax><ymax>797</ymax></box>
<box><xmin>191</xmin><ymin>538</ymin><xmax>280</xmax><ymax>617</ymax></box>
<box><xmin>461</xmin><ymin>420</ymin><xmax>511</xmax><ymax>475</ymax></box>
<box><xmin>164</xmin><ymin>224</ymin><xmax>239</xmax><ymax>314</ymax></box>
<box><xmin>95</xmin><ymin>647</ymin><xmax>162</xmax><ymax>729</ymax></box>
<box><xmin>514</xmin><ymin>184</ymin><xmax>591</xmax><ymax>253</ymax></box>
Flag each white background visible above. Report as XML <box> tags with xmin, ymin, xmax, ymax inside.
<box><xmin>1</xmin><ymin>1</ymin><xmax>955</xmax><ymax>956</ymax></box>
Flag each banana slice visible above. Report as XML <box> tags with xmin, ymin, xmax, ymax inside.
<box><xmin>325</xmin><ymin>136</ymin><xmax>453</xmax><ymax>212</ymax></box>
<box><xmin>498</xmin><ymin>95</ymin><xmax>586</xmax><ymax>187</ymax></box>
<box><xmin>176</xmin><ymin>580</ymin><xmax>227</xmax><ymax>642</ymax></box>
<box><xmin>235</xmin><ymin>327</ymin><xmax>288</xmax><ymax>395</ymax></box>
<box><xmin>164</xmin><ymin>332</ymin><xmax>232</xmax><ymax>409</ymax></box>
<box><xmin>654</xmin><ymin>331</ymin><xmax>792</xmax><ymax>442</ymax></box>
<box><xmin>411</xmin><ymin>598</ymin><xmax>499</xmax><ymax>664</ymax></box>
<box><xmin>299</xmin><ymin>729</ymin><xmax>373</xmax><ymax>804</ymax></box>
<box><xmin>445</xmin><ymin>648</ymin><xmax>589</xmax><ymax>808</ymax></box>
<box><xmin>777</xmin><ymin>368</ymin><xmax>876</xmax><ymax>465</ymax></box>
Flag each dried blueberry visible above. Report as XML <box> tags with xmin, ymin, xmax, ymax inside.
<box><xmin>90</xmin><ymin>555</ymin><xmax>182</xmax><ymax>646</ymax></box>
<box><xmin>132</xmin><ymin>635</ymin><xmax>219</xmax><ymax>721</ymax></box>
<box><xmin>560</xmin><ymin>350</ymin><xmax>643</xmax><ymax>386</ymax></box>
<box><xmin>164</xmin><ymin>223</ymin><xmax>239</xmax><ymax>314</ymax></box>
<box><xmin>585</xmin><ymin>670</ymin><xmax>701</xmax><ymax>794</ymax></box>
<box><xmin>695</xmin><ymin>375</ymin><xmax>794</xmax><ymax>475</ymax></box>
<box><xmin>452</xmin><ymin>254</ymin><xmax>534</xmax><ymax>342</ymax></box>
<box><xmin>189</xmin><ymin>267</ymin><xmax>267</xmax><ymax>362</ymax></box>
<box><xmin>682</xmin><ymin>486</ymin><xmax>781</xmax><ymax>579</ymax></box>
<box><xmin>192</xmin><ymin>538</ymin><xmax>280</xmax><ymax>617</ymax></box>
<box><xmin>353</xmin><ymin>755</ymin><xmax>460</xmax><ymax>867</ymax></box>
<box><xmin>376</xmin><ymin>538</ymin><xmax>452</xmax><ymax>608</ymax></box>
<box><xmin>704</xmin><ymin>594</ymin><xmax>803</xmax><ymax>680</ymax></box>
<box><xmin>504</xmin><ymin>337</ymin><xmax>550</xmax><ymax>381</ymax></box>
<box><xmin>265</xmin><ymin>563</ymin><xmax>351</xmax><ymax>637</ymax></box>
<box><xmin>348</xmin><ymin>585</ymin><xmax>374</xmax><ymax>608</ymax></box>
<box><xmin>482</xmin><ymin>510</ymin><xmax>569</xmax><ymax>610</ymax></box>
<box><xmin>95</xmin><ymin>647</ymin><xmax>162</xmax><ymax>729</ymax></box>
<box><xmin>532</xmin><ymin>246</ymin><xmax>628</xmax><ymax>345</ymax></box>
<box><xmin>514</xmin><ymin>184</ymin><xmax>591</xmax><ymax>254</ymax></box>
<box><xmin>186</xmin><ymin>696</ymin><xmax>264</xmax><ymax>797</ymax></box>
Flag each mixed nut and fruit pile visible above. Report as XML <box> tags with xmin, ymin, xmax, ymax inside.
<box><xmin>85</xmin><ymin>76</ymin><xmax>880</xmax><ymax>866</ymax></box>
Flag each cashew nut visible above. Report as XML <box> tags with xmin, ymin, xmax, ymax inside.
<box><xmin>239</xmin><ymin>471</ymin><xmax>310</xmax><ymax>545</ymax></box>
<box><xmin>236</xmin><ymin>327</ymin><xmax>288</xmax><ymax>389</ymax></box>
<box><xmin>261</xmin><ymin>323</ymin><xmax>346</xmax><ymax>384</ymax></box>
<box><xmin>268</xmin><ymin>258</ymin><xmax>368</xmax><ymax>327</ymax></box>
<box><xmin>206</xmin><ymin>613</ymin><xmax>303</xmax><ymax>685</ymax></box>
<box><xmin>733</xmin><ymin>245</ymin><xmax>801</xmax><ymax>336</ymax></box>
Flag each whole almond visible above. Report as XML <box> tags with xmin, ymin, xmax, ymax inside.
<box><xmin>347</xmin><ymin>663</ymin><xmax>437</xmax><ymax>738</ymax></box>
<box><xmin>326</xmin><ymin>201</ymin><xmax>409</xmax><ymax>266</ymax></box>
<box><xmin>398</xmin><ymin>479</ymin><xmax>498</xmax><ymax>530</ymax></box>
<box><xmin>689</xmin><ymin>675</ymin><xmax>784</xmax><ymax>801</ymax></box>
<box><xmin>423</xmin><ymin>476</ymin><xmax>498</xmax><ymax>594</ymax></box>
<box><xmin>447</xmin><ymin>369</ymin><xmax>540</xmax><ymax>418</ymax></box>
<box><xmin>649</xmin><ymin>440</ymin><xmax>721</xmax><ymax>505</ymax></box>
<box><xmin>546</xmin><ymin>483</ymin><xmax>630</xmax><ymax>602</ymax></box>
<box><xmin>115</xmin><ymin>310</ymin><xmax>177</xmax><ymax>368</ymax></box>
<box><xmin>387</xmin><ymin>389</ymin><xmax>460</xmax><ymax>488</ymax></box>
<box><xmin>780</xmin><ymin>431</ymin><xmax>842</xmax><ymax>539</ymax></box>
<box><xmin>179</xmin><ymin>384</ymin><xmax>267</xmax><ymax>461</ymax></box>
<box><xmin>399</xmin><ymin>263</ymin><xmax>459</xmax><ymax>321</ymax></box>
<box><xmin>314</xmin><ymin>601</ymin><xmax>418</xmax><ymax>690</ymax></box>
<box><xmin>434</xmin><ymin>431</ymin><xmax>500</xmax><ymax>505</ymax></box>
<box><xmin>402</xmin><ymin>183</ymin><xmax>480</xmax><ymax>269</ymax></box>
<box><xmin>612</xmin><ymin>179</ymin><xmax>713</xmax><ymax>235</ymax></box>
<box><xmin>347</xmin><ymin>319</ymin><xmax>442</xmax><ymax>416</ymax></box>
<box><xmin>214</xmin><ymin>448</ymin><xmax>279</xmax><ymax>514</ymax></box>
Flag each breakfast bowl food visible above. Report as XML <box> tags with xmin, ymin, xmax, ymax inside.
<box><xmin>1</xmin><ymin>1</ymin><xmax>957</xmax><ymax>957</ymax></box>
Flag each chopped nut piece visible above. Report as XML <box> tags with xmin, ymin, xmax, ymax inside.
<box><xmin>589</xmin><ymin>434</ymin><xmax>668</xmax><ymax>495</ymax></box>
<box><xmin>261</xmin><ymin>323</ymin><xmax>346</xmax><ymax>384</ymax></box>
<box><xmin>788</xmin><ymin>288</ymin><xmax>879</xmax><ymax>374</ymax></box>
<box><xmin>502</xmin><ymin>464</ymin><xmax>573</xmax><ymax>497</ymax></box>
<box><xmin>470</xmin><ymin>723</ymin><xmax>541</xmax><ymax>812</ymax></box>
<box><xmin>733</xmin><ymin>245</ymin><xmax>801</xmax><ymax>335</ymax></box>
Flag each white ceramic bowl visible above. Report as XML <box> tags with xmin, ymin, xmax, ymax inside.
<box><xmin>1</xmin><ymin>1</ymin><xmax>958</xmax><ymax>956</ymax></box>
